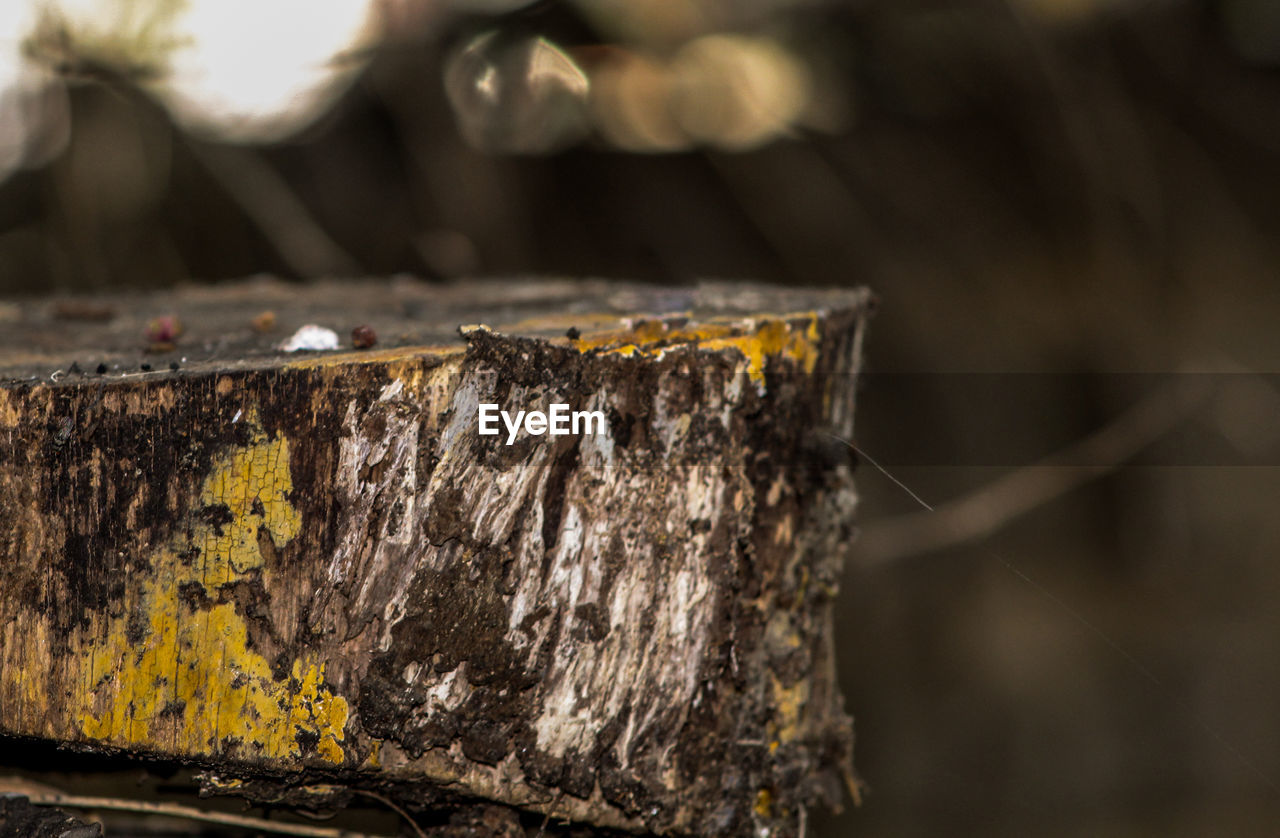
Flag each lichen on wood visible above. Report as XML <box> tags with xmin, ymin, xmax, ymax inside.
<box><xmin>0</xmin><ymin>278</ymin><xmax>872</xmax><ymax>837</ymax></box>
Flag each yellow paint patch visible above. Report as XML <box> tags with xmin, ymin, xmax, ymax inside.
<box><xmin>754</xmin><ymin>788</ymin><xmax>773</xmax><ymax>817</ymax></box>
<box><xmin>74</xmin><ymin>412</ymin><xmax>349</xmax><ymax>765</ymax></box>
<box><xmin>769</xmin><ymin>674</ymin><xmax>809</xmax><ymax>746</ymax></box>
<box><xmin>572</xmin><ymin>321</ymin><xmax>736</xmax><ymax>354</ymax></box>
<box><xmin>275</xmin><ymin>312</ymin><xmax>823</xmax><ymax>392</ymax></box>
<box><xmin>572</xmin><ymin>314</ymin><xmax>823</xmax><ymax>388</ymax></box>
<box><xmin>362</xmin><ymin>739</ymin><xmax>383</xmax><ymax>769</ymax></box>
<box><xmin>202</xmin><ymin>776</ymin><xmax>245</xmax><ymax>793</ymax></box>
<box><xmin>198</xmin><ymin>425</ymin><xmax>300</xmax><ymax>584</ymax></box>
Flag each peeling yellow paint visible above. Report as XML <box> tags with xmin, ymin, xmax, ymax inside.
<box><xmin>198</xmin><ymin>424</ymin><xmax>300</xmax><ymax>584</ymax></box>
<box><xmin>572</xmin><ymin>314</ymin><xmax>823</xmax><ymax>387</ymax></box>
<box><xmin>754</xmin><ymin>788</ymin><xmax>773</xmax><ymax>817</ymax></box>
<box><xmin>769</xmin><ymin>674</ymin><xmax>809</xmax><ymax>746</ymax></box>
<box><xmin>276</xmin><ymin>312</ymin><xmax>823</xmax><ymax>390</ymax></box>
<box><xmin>202</xmin><ymin>777</ymin><xmax>245</xmax><ymax>794</ymax></box>
<box><xmin>73</xmin><ymin>411</ymin><xmax>349</xmax><ymax>765</ymax></box>
<box><xmin>702</xmin><ymin>320</ymin><xmax>790</xmax><ymax>385</ymax></box>
<box><xmin>573</xmin><ymin>321</ymin><xmax>735</xmax><ymax>355</ymax></box>
<box><xmin>362</xmin><ymin>739</ymin><xmax>383</xmax><ymax>769</ymax></box>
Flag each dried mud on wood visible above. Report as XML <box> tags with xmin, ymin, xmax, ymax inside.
<box><xmin>0</xmin><ymin>278</ymin><xmax>871</xmax><ymax>837</ymax></box>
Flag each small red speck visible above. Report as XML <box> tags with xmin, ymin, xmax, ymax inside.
<box><xmin>351</xmin><ymin>325</ymin><xmax>377</xmax><ymax>349</ymax></box>
<box><xmin>146</xmin><ymin>315</ymin><xmax>182</xmax><ymax>344</ymax></box>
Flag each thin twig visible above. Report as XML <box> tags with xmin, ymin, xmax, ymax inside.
<box><xmin>26</xmin><ymin>793</ymin><xmax>393</xmax><ymax>838</ymax></box>
<box><xmin>841</xmin><ymin>766</ymin><xmax>864</xmax><ymax>808</ymax></box>
<box><xmin>351</xmin><ymin>789</ymin><xmax>428</xmax><ymax>838</ymax></box>
<box><xmin>849</xmin><ymin>375</ymin><xmax>1216</xmax><ymax>566</ymax></box>
<box><xmin>535</xmin><ymin>790</ymin><xmax>564</xmax><ymax>838</ymax></box>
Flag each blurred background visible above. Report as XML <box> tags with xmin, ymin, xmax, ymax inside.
<box><xmin>3</xmin><ymin>0</ymin><xmax>1280</xmax><ymax>835</ymax></box>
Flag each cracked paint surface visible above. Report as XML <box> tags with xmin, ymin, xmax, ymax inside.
<box><xmin>74</xmin><ymin>413</ymin><xmax>349</xmax><ymax>764</ymax></box>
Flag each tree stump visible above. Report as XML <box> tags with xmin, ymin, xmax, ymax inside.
<box><xmin>0</xmin><ymin>278</ymin><xmax>871</xmax><ymax>836</ymax></box>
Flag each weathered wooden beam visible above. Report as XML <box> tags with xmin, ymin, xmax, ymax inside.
<box><xmin>0</xmin><ymin>278</ymin><xmax>871</xmax><ymax>836</ymax></box>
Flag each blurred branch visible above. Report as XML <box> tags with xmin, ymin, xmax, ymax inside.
<box><xmin>24</xmin><ymin>792</ymin><xmax>391</xmax><ymax>838</ymax></box>
<box><xmin>852</xmin><ymin>374</ymin><xmax>1217</xmax><ymax>566</ymax></box>
<box><xmin>350</xmin><ymin>790</ymin><xmax>428</xmax><ymax>838</ymax></box>
<box><xmin>187</xmin><ymin>139</ymin><xmax>361</xmax><ymax>278</ymax></box>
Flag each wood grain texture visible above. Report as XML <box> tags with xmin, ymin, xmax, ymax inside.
<box><xmin>0</xmin><ymin>278</ymin><xmax>871</xmax><ymax>837</ymax></box>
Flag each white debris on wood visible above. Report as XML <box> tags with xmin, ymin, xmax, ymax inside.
<box><xmin>278</xmin><ymin>324</ymin><xmax>339</xmax><ymax>352</ymax></box>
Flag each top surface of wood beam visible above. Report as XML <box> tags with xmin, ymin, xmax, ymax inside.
<box><xmin>0</xmin><ymin>277</ymin><xmax>870</xmax><ymax>384</ymax></box>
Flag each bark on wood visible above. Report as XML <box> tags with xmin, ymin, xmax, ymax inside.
<box><xmin>0</xmin><ymin>278</ymin><xmax>872</xmax><ymax>837</ymax></box>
